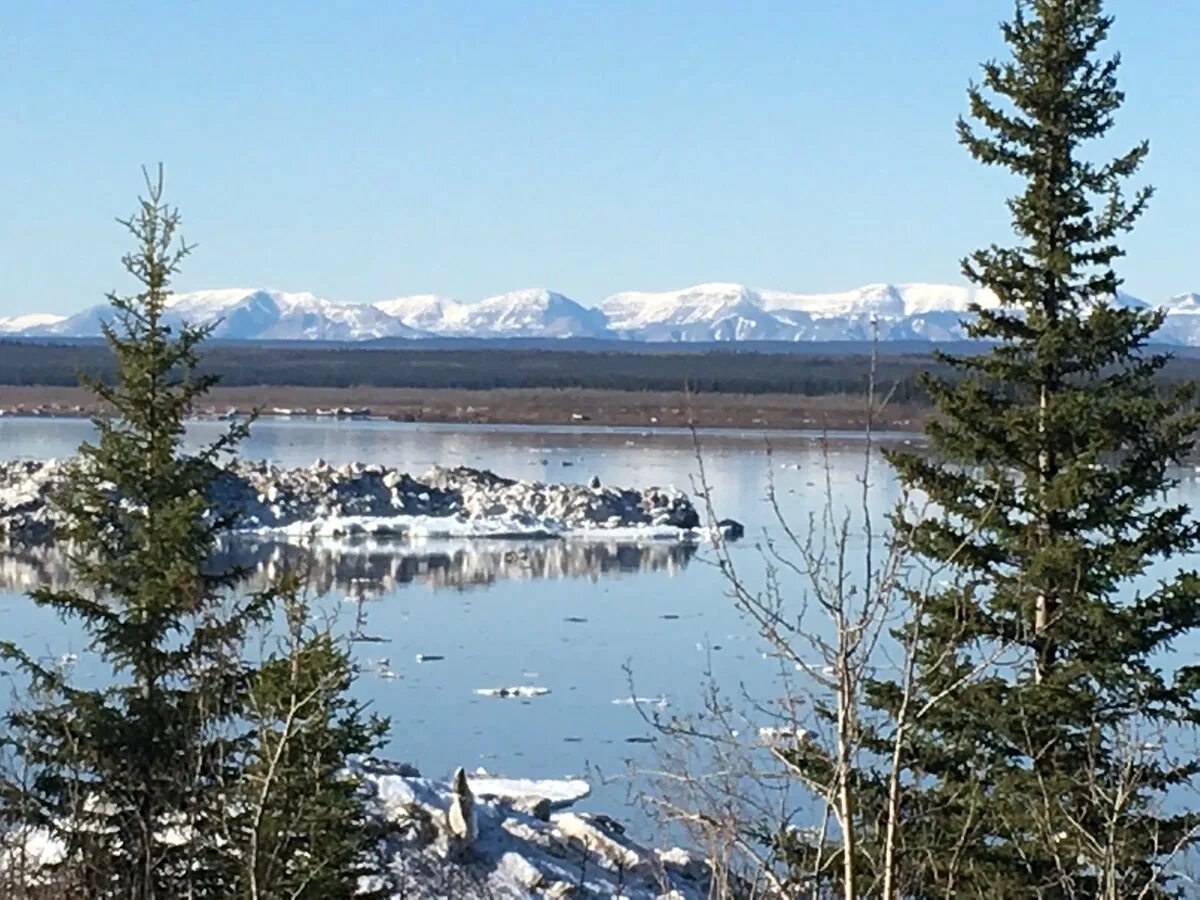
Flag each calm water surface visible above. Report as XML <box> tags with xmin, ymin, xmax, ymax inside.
<box><xmin>6</xmin><ymin>417</ymin><xmax>1189</xmax><ymax>831</ymax></box>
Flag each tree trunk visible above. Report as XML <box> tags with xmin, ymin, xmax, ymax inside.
<box><xmin>837</xmin><ymin>659</ymin><xmax>857</xmax><ymax>900</ymax></box>
<box><xmin>1035</xmin><ymin>379</ymin><xmax>1055</xmax><ymax>683</ymax></box>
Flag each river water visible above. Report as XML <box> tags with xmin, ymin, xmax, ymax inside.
<box><xmin>4</xmin><ymin>416</ymin><xmax>1193</xmax><ymax>830</ymax></box>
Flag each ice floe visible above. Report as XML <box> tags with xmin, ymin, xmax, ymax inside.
<box><xmin>0</xmin><ymin>459</ymin><xmax>742</xmax><ymax>547</ymax></box>
<box><xmin>474</xmin><ymin>686</ymin><xmax>551</xmax><ymax>699</ymax></box>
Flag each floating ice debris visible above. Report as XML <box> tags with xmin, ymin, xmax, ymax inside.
<box><xmin>474</xmin><ymin>686</ymin><xmax>551</xmax><ymax>699</ymax></box>
<box><xmin>467</xmin><ymin>771</ymin><xmax>590</xmax><ymax>810</ymax></box>
<box><xmin>758</xmin><ymin>725</ymin><xmax>811</xmax><ymax>744</ymax></box>
<box><xmin>612</xmin><ymin>695</ymin><xmax>670</xmax><ymax>709</ymax></box>
<box><xmin>1</xmin><ymin>459</ymin><xmax>731</xmax><ymax>546</ymax></box>
<box><xmin>351</xmin><ymin>632</ymin><xmax>390</xmax><ymax>644</ymax></box>
<box><xmin>717</xmin><ymin>518</ymin><xmax>745</xmax><ymax>540</ymax></box>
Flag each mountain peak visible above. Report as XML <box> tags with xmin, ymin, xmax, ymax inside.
<box><xmin>0</xmin><ymin>312</ymin><xmax>68</xmax><ymax>333</ymax></box>
<box><xmin>4</xmin><ymin>281</ymin><xmax>1198</xmax><ymax>345</ymax></box>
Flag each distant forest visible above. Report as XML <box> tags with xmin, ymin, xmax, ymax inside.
<box><xmin>2</xmin><ymin>338</ymin><xmax>1199</xmax><ymax>404</ymax></box>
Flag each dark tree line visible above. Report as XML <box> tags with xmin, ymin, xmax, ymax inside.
<box><xmin>0</xmin><ymin>339</ymin><xmax>941</xmax><ymax>397</ymax></box>
<box><xmin>7</xmin><ymin>338</ymin><xmax>1200</xmax><ymax>404</ymax></box>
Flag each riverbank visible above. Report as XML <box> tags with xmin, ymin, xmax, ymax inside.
<box><xmin>10</xmin><ymin>758</ymin><xmax>714</xmax><ymax>898</ymax></box>
<box><xmin>0</xmin><ymin>385</ymin><xmax>927</xmax><ymax>432</ymax></box>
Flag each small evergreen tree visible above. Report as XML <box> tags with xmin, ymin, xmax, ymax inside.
<box><xmin>0</xmin><ymin>170</ymin><xmax>385</xmax><ymax>898</ymax></box>
<box><xmin>859</xmin><ymin>1</ymin><xmax>1200</xmax><ymax>895</ymax></box>
<box><xmin>237</xmin><ymin>568</ymin><xmax>388</xmax><ymax>899</ymax></box>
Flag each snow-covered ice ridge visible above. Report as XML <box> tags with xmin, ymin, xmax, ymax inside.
<box><xmin>7</xmin><ymin>282</ymin><xmax>1200</xmax><ymax>344</ymax></box>
<box><xmin>8</xmin><ymin>759</ymin><xmax>714</xmax><ymax>898</ymax></box>
<box><xmin>362</xmin><ymin>761</ymin><xmax>714</xmax><ymax>898</ymax></box>
<box><xmin>0</xmin><ymin>460</ymin><xmax>733</xmax><ymax>546</ymax></box>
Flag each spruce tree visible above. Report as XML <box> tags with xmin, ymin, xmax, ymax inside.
<box><xmin>237</xmin><ymin>569</ymin><xmax>388</xmax><ymax>899</ymax></box>
<box><xmin>0</xmin><ymin>168</ymin><xmax>273</xmax><ymax>897</ymax></box>
<box><xmin>867</xmin><ymin>1</ymin><xmax>1200</xmax><ymax>895</ymax></box>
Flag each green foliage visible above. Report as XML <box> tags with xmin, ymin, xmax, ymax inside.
<box><xmin>0</xmin><ymin>169</ymin><xmax>387</xmax><ymax>898</ymax></box>
<box><xmin>0</xmin><ymin>168</ymin><xmax>270</xmax><ymax>897</ymax></box>
<box><xmin>876</xmin><ymin>2</ymin><xmax>1200</xmax><ymax>895</ymax></box>
<box><xmin>235</xmin><ymin>570</ymin><xmax>388</xmax><ymax>899</ymax></box>
<box><xmin>9</xmin><ymin>334</ymin><xmax>1200</xmax><ymax>408</ymax></box>
<box><xmin>775</xmin><ymin>2</ymin><xmax>1200</xmax><ymax>896</ymax></box>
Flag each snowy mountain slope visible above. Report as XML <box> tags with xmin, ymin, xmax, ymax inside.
<box><xmin>1152</xmin><ymin>293</ymin><xmax>1200</xmax><ymax>345</ymax></box>
<box><xmin>0</xmin><ymin>313</ymin><xmax>66</xmax><ymax>333</ymax></box>
<box><xmin>375</xmin><ymin>288</ymin><xmax>611</xmax><ymax>338</ymax></box>
<box><xmin>36</xmin><ymin>289</ymin><xmax>427</xmax><ymax>342</ymax></box>
<box><xmin>252</xmin><ymin>291</ymin><xmax>424</xmax><ymax>341</ymax></box>
<box><xmin>598</xmin><ymin>282</ymin><xmax>1005</xmax><ymax>342</ymax></box>
<box><xmin>5</xmin><ymin>282</ymin><xmax>1200</xmax><ymax>344</ymax></box>
<box><xmin>457</xmin><ymin>289</ymin><xmax>611</xmax><ymax>338</ymax></box>
<box><xmin>598</xmin><ymin>283</ymin><xmax>795</xmax><ymax>341</ymax></box>
<box><xmin>373</xmin><ymin>294</ymin><xmax>459</xmax><ymax>331</ymax></box>
<box><xmin>1163</xmin><ymin>292</ymin><xmax>1200</xmax><ymax>313</ymax></box>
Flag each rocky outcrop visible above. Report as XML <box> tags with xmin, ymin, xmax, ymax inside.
<box><xmin>361</xmin><ymin>759</ymin><xmax>711</xmax><ymax>898</ymax></box>
<box><xmin>446</xmin><ymin>767</ymin><xmax>477</xmax><ymax>856</ymax></box>
<box><xmin>0</xmin><ymin>459</ymin><xmax>730</xmax><ymax>546</ymax></box>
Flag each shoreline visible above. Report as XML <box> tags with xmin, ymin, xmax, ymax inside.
<box><xmin>0</xmin><ymin>384</ymin><xmax>929</xmax><ymax>433</ymax></box>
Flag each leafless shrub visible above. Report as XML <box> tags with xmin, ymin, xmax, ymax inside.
<box><xmin>630</xmin><ymin>335</ymin><xmax>1006</xmax><ymax>899</ymax></box>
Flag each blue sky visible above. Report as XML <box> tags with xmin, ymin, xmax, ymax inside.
<box><xmin>1</xmin><ymin>0</ymin><xmax>1196</xmax><ymax>316</ymax></box>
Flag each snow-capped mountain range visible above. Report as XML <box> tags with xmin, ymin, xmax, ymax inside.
<box><xmin>4</xmin><ymin>282</ymin><xmax>1200</xmax><ymax>345</ymax></box>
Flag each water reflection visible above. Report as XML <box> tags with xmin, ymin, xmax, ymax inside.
<box><xmin>0</xmin><ymin>537</ymin><xmax>698</xmax><ymax>596</ymax></box>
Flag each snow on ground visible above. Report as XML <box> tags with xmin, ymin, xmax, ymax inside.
<box><xmin>4</xmin><ymin>761</ymin><xmax>711</xmax><ymax>899</ymax></box>
<box><xmin>362</xmin><ymin>759</ymin><xmax>711</xmax><ymax>898</ymax></box>
<box><xmin>463</xmin><ymin>771</ymin><xmax>589</xmax><ymax>809</ymax></box>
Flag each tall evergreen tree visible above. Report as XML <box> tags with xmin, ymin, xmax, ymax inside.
<box><xmin>864</xmin><ymin>1</ymin><xmax>1200</xmax><ymax>895</ymax></box>
<box><xmin>0</xmin><ymin>169</ymin><xmax>273</xmax><ymax>898</ymax></box>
